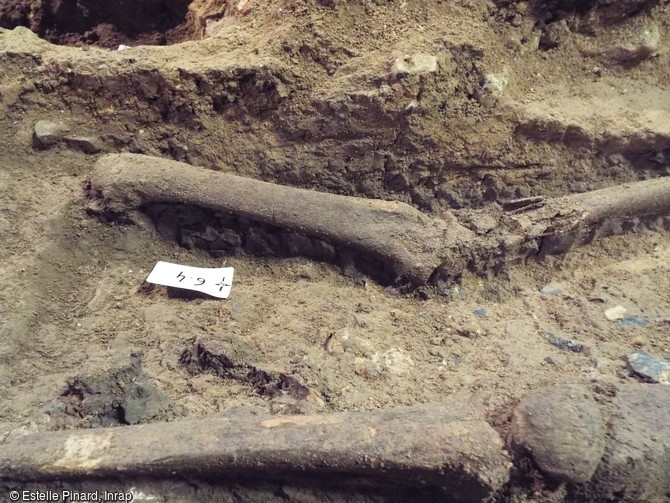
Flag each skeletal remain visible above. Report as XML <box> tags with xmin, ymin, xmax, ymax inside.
<box><xmin>0</xmin><ymin>405</ymin><xmax>510</xmax><ymax>499</ymax></box>
<box><xmin>89</xmin><ymin>154</ymin><xmax>459</xmax><ymax>285</ymax></box>
<box><xmin>88</xmin><ymin>154</ymin><xmax>670</xmax><ymax>285</ymax></box>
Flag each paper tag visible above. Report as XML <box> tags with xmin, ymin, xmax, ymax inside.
<box><xmin>145</xmin><ymin>261</ymin><xmax>234</xmax><ymax>299</ymax></box>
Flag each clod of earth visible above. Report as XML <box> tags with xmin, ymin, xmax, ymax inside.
<box><xmin>0</xmin><ymin>404</ymin><xmax>511</xmax><ymax>501</ymax></box>
<box><xmin>88</xmin><ymin>154</ymin><xmax>670</xmax><ymax>286</ymax></box>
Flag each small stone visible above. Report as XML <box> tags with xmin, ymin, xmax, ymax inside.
<box><xmin>354</xmin><ymin>357</ymin><xmax>381</xmax><ymax>378</ymax></box>
<box><xmin>391</xmin><ymin>53</ymin><xmax>438</xmax><ymax>77</ymax></box>
<box><xmin>540</xmin><ymin>284</ymin><xmax>563</xmax><ymax>296</ymax></box>
<box><xmin>604</xmin><ymin>305</ymin><xmax>627</xmax><ymax>321</ymax></box>
<box><xmin>477</xmin><ymin>74</ymin><xmax>509</xmax><ymax>107</ymax></box>
<box><xmin>546</xmin><ymin>334</ymin><xmax>584</xmax><ymax>353</ymax></box>
<box><xmin>631</xmin><ymin>335</ymin><xmax>647</xmax><ymax>348</ymax></box>
<box><xmin>540</xmin><ymin>20</ymin><xmax>570</xmax><ymax>50</ymax></box>
<box><xmin>512</xmin><ymin>385</ymin><xmax>606</xmax><ymax>483</ymax></box>
<box><xmin>473</xmin><ymin>308</ymin><xmax>487</xmax><ymax>318</ymax></box>
<box><xmin>325</xmin><ymin>329</ymin><xmax>349</xmax><ymax>355</ymax></box>
<box><xmin>544</xmin><ymin>356</ymin><xmax>556</xmax><ymax>365</ymax></box>
<box><xmin>616</xmin><ymin>315</ymin><xmax>649</xmax><ymax>328</ymax></box>
<box><xmin>64</xmin><ymin>136</ymin><xmax>103</xmax><ymax>154</ymax></box>
<box><xmin>382</xmin><ymin>348</ymin><xmax>414</xmax><ymax>375</ymax></box>
<box><xmin>33</xmin><ymin>120</ymin><xmax>68</xmax><ymax>148</ymax></box>
<box><xmin>626</xmin><ymin>351</ymin><xmax>670</xmax><ymax>384</ymax></box>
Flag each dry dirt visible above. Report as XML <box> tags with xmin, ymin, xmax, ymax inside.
<box><xmin>0</xmin><ymin>0</ymin><xmax>669</xmax><ymax>501</ymax></box>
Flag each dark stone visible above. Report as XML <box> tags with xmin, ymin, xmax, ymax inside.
<box><xmin>547</xmin><ymin>334</ymin><xmax>584</xmax><ymax>353</ymax></box>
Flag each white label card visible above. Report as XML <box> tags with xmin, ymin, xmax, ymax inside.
<box><xmin>145</xmin><ymin>261</ymin><xmax>234</xmax><ymax>299</ymax></box>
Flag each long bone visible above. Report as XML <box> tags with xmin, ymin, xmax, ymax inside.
<box><xmin>0</xmin><ymin>405</ymin><xmax>510</xmax><ymax>500</ymax></box>
<box><xmin>88</xmin><ymin>154</ymin><xmax>670</xmax><ymax>284</ymax></box>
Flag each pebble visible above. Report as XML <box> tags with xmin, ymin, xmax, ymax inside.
<box><xmin>540</xmin><ymin>284</ymin><xmax>563</xmax><ymax>296</ymax></box>
<box><xmin>325</xmin><ymin>328</ymin><xmax>350</xmax><ymax>355</ymax></box>
<box><xmin>382</xmin><ymin>348</ymin><xmax>414</xmax><ymax>376</ymax></box>
<box><xmin>478</xmin><ymin>73</ymin><xmax>508</xmax><ymax>107</ymax></box>
<box><xmin>616</xmin><ymin>315</ymin><xmax>649</xmax><ymax>328</ymax></box>
<box><xmin>473</xmin><ymin>308</ymin><xmax>487</xmax><ymax>318</ymax></box>
<box><xmin>64</xmin><ymin>136</ymin><xmax>103</xmax><ymax>154</ymax></box>
<box><xmin>540</xmin><ymin>20</ymin><xmax>570</xmax><ymax>50</ymax></box>
<box><xmin>626</xmin><ymin>351</ymin><xmax>670</xmax><ymax>384</ymax></box>
<box><xmin>391</xmin><ymin>53</ymin><xmax>438</xmax><ymax>76</ymax></box>
<box><xmin>604</xmin><ymin>305</ymin><xmax>627</xmax><ymax>321</ymax></box>
<box><xmin>354</xmin><ymin>357</ymin><xmax>381</xmax><ymax>378</ymax></box>
<box><xmin>631</xmin><ymin>335</ymin><xmax>647</xmax><ymax>348</ymax></box>
<box><xmin>33</xmin><ymin>120</ymin><xmax>68</xmax><ymax>148</ymax></box>
<box><xmin>546</xmin><ymin>334</ymin><xmax>584</xmax><ymax>353</ymax></box>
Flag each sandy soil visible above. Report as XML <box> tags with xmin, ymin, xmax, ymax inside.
<box><xmin>0</xmin><ymin>0</ymin><xmax>669</xmax><ymax>500</ymax></box>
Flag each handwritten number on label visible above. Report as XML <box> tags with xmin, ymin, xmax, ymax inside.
<box><xmin>177</xmin><ymin>271</ymin><xmax>186</xmax><ymax>282</ymax></box>
<box><xmin>195</xmin><ymin>278</ymin><xmax>205</xmax><ymax>286</ymax></box>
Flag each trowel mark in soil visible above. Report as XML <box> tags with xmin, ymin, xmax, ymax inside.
<box><xmin>180</xmin><ymin>339</ymin><xmax>312</xmax><ymax>403</ymax></box>
<box><xmin>0</xmin><ymin>0</ymin><xmax>226</xmax><ymax>47</ymax></box>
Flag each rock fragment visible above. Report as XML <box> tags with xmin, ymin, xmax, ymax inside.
<box><xmin>354</xmin><ymin>357</ymin><xmax>381</xmax><ymax>378</ymax></box>
<box><xmin>604</xmin><ymin>305</ymin><xmax>627</xmax><ymax>321</ymax></box>
<box><xmin>626</xmin><ymin>350</ymin><xmax>670</xmax><ymax>383</ymax></box>
<box><xmin>65</xmin><ymin>136</ymin><xmax>104</xmax><ymax>154</ymax></box>
<box><xmin>32</xmin><ymin>120</ymin><xmax>68</xmax><ymax>148</ymax></box>
<box><xmin>546</xmin><ymin>334</ymin><xmax>585</xmax><ymax>353</ymax></box>
<box><xmin>391</xmin><ymin>54</ymin><xmax>438</xmax><ymax>76</ymax></box>
<box><xmin>382</xmin><ymin>348</ymin><xmax>414</xmax><ymax>376</ymax></box>
<box><xmin>511</xmin><ymin>385</ymin><xmax>605</xmax><ymax>483</ymax></box>
<box><xmin>540</xmin><ymin>284</ymin><xmax>563</xmax><ymax>296</ymax></box>
<box><xmin>540</xmin><ymin>20</ymin><xmax>570</xmax><ymax>50</ymax></box>
<box><xmin>616</xmin><ymin>315</ymin><xmax>648</xmax><ymax>328</ymax></box>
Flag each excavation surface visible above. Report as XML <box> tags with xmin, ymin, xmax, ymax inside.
<box><xmin>0</xmin><ymin>0</ymin><xmax>669</xmax><ymax>501</ymax></box>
